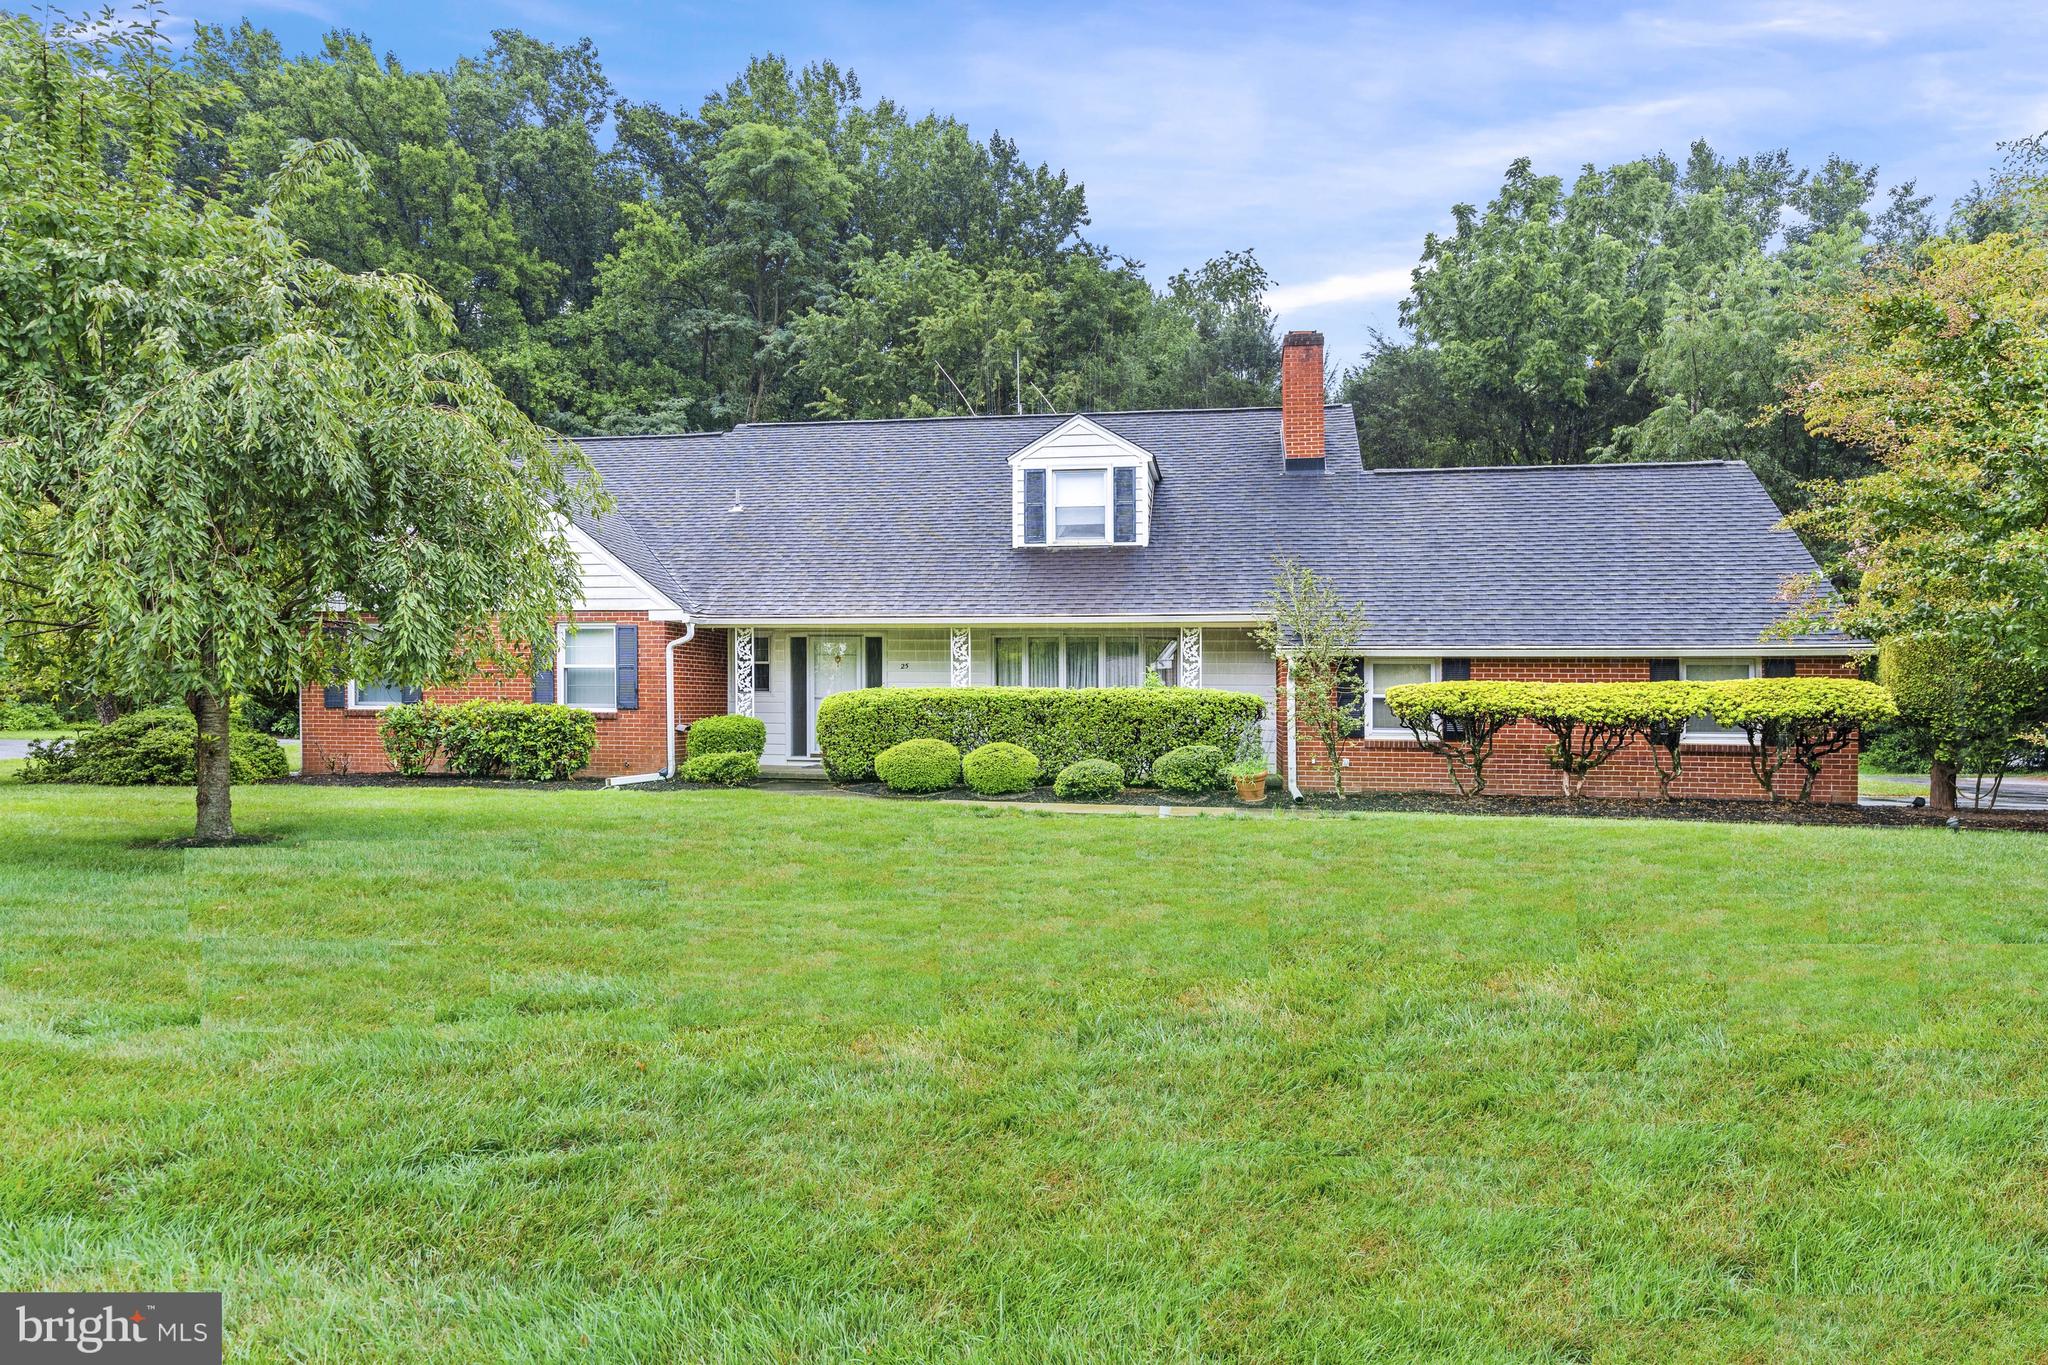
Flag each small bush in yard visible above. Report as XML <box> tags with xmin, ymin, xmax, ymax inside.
<box><xmin>0</xmin><ymin>701</ymin><xmax>62</xmax><ymax>729</ymax></box>
<box><xmin>439</xmin><ymin>702</ymin><xmax>597</xmax><ymax>780</ymax></box>
<box><xmin>1053</xmin><ymin>758</ymin><xmax>1123</xmax><ymax>800</ymax></box>
<box><xmin>875</xmin><ymin>738</ymin><xmax>962</xmax><ymax>793</ymax></box>
<box><xmin>963</xmin><ymin>742</ymin><xmax>1039</xmax><ymax>795</ymax></box>
<box><xmin>680</xmin><ymin>750</ymin><xmax>758</xmax><ymax>785</ymax></box>
<box><xmin>687</xmin><ymin>714</ymin><xmax>767</xmax><ymax>759</ymax></box>
<box><xmin>22</xmin><ymin>708</ymin><xmax>287</xmax><ymax>784</ymax></box>
<box><xmin>377</xmin><ymin>702</ymin><xmax>445</xmax><ymax>776</ymax></box>
<box><xmin>1152</xmin><ymin>744</ymin><xmax>1224</xmax><ymax>793</ymax></box>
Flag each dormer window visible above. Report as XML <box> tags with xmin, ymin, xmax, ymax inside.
<box><xmin>1051</xmin><ymin>468</ymin><xmax>1109</xmax><ymax>542</ymax></box>
<box><xmin>1010</xmin><ymin>416</ymin><xmax>1157</xmax><ymax>549</ymax></box>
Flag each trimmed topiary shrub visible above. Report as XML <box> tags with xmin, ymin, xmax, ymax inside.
<box><xmin>1152</xmin><ymin>744</ymin><xmax>1225</xmax><ymax>794</ymax></box>
<box><xmin>962</xmin><ymin>742</ymin><xmax>1039</xmax><ymax>795</ymax></box>
<box><xmin>1053</xmin><ymin>757</ymin><xmax>1123</xmax><ymax>800</ymax></box>
<box><xmin>875</xmin><ymin>738</ymin><xmax>962</xmax><ymax>793</ymax></box>
<box><xmin>686</xmin><ymin>714</ymin><xmax>767</xmax><ymax>759</ymax></box>
<box><xmin>816</xmin><ymin>687</ymin><xmax>1262</xmax><ymax>784</ymax></box>
<box><xmin>21</xmin><ymin>708</ymin><xmax>287</xmax><ymax>785</ymax></box>
<box><xmin>680</xmin><ymin>750</ymin><xmax>759</xmax><ymax>786</ymax></box>
<box><xmin>1702</xmin><ymin>677</ymin><xmax>1898</xmax><ymax>801</ymax></box>
<box><xmin>439</xmin><ymin>701</ymin><xmax>597</xmax><ymax>781</ymax></box>
<box><xmin>377</xmin><ymin>701</ymin><xmax>446</xmax><ymax>776</ymax></box>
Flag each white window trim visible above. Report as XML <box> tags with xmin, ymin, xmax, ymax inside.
<box><xmin>1680</xmin><ymin>657</ymin><xmax>1759</xmax><ymax>745</ymax></box>
<box><xmin>1049</xmin><ymin>466</ymin><xmax>1113</xmax><ymax>546</ymax></box>
<box><xmin>1347</xmin><ymin>657</ymin><xmax>1439</xmax><ymax>738</ymax></box>
<box><xmin>346</xmin><ymin>680</ymin><xmax>409</xmax><ymax>711</ymax></box>
<box><xmin>1009</xmin><ymin>416</ymin><xmax>1158</xmax><ymax>549</ymax></box>
<box><xmin>557</xmin><ymin>622</ymin><xmax>619</xmax><ymax>713</ymax></box>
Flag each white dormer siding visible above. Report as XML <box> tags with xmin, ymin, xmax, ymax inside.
<box><xmin>1008</xmin><ymin>416</ymin><xmax>1159</xmax><ymax>548</ymax></box>
<box><xmin>561</xmin><ymin>521</ymin><xmax>684</xmax><ymax>615</ymax></box>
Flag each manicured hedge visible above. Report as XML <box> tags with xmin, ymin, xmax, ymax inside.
<box><xmin>875</xmin><ymin>738</ymin><xmax>962</xmax><ymax>793</ymax></box>
<box><xmin>816</xmin><ymin>687</ymin><xmax>1263</xmax><ymax>784</ymax></box>
<box><xmin>1385</xmin><ymin>678</ymin><xmax>1895</xmax><ymax>801</ymax></box>
<box><xmin>439</xmin><ymin>701</ymin><xmax>597</xmax><ymax>781</ymax></box>
<box><xmin>963</xmin><ymin>742</ymin><xmax>1039</xmax><ymax>795</ymax></box>
<box><xmin>21</xmin><ymin>708</ymin><xmax>288</xmax><ymax>785</ymax></box>
<box><xmin>1053</xmin><ymin>758</ymin><xmax>1123</xmax><ymax>800</ymax></box>
<box><xmin>680</xmin><ymin>750</ymin><xmax>759</xmax><ymax>786</ymax></box>
<box><xmin>687</xmin><ymin>714</ymin><xmax>767</xmax><ymax>760</ymax></box>
<box><xmin>1152</xmin><ymin>744</ymin><xmax>1225</xmax><ymax>794</ymax></box>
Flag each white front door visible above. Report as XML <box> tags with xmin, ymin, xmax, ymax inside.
<box><xmin>806</xmin><ymin>634</ymin><xmax>866</xmax><ymax>757</ymax></box>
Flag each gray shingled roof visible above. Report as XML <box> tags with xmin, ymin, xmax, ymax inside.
<box><xmin>571</xmin><ymin>406</ymin><xmax>1854</xmax><ymax>652</ymax></box>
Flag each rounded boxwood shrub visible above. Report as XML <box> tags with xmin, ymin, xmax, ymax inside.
<box><xmin>962</xmin><ymin>742</ymin><xmax>1039</xmax><ymax>795</ymax></box>
<box><xmin>1152</xmin><ymin>743</ymin><xmax>1224</xmax><ymax>793</ymax></box>
<box><xmin>1053</xmin><ymin>757</ymin><xmax>1123</xmax><ymax>800</ymax></box>
<box><xmin>687</xmin><ymin>713</ymin><xmax>767</xmax><ymax>759</ymax></box>
<box><xmin>22</xmin><ymin>708</ymin><xmax>287</xmax><ymax>785</ymax></box>
<box><xmin>874</xmin><ymin>738</ymin><xmax>962</xmax><ymax>793</ymax></box>
<box><xmin>680</xmin><ymin>750</ymin><xmax>759</xmax><ymax>786</ymax></box>
<box><xmin>814</xmin><ymin>686</ymin><xmax>1263</xmax><ymax>784</ymax></box>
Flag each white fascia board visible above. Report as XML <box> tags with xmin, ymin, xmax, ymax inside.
<box><xmin>696</xmin><ymin>612</ymin><xmax>1265</xmax><ymax>628</ymax></box>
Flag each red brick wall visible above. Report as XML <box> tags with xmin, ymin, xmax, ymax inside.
<box><xmin>299</xmin><ymin>614</ymin><xmax>730</xmax><ymax>778</ymax></box>
<box><xmin>1276</xmin><ymin>656</ymin><xmax>1863</xmax><ymax>804</ymax></box>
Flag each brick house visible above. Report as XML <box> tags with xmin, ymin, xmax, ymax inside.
<box><xmin>300</xmin><ymin>331</ymin><xmax>1865</xmax><ymax>800</ymax></box>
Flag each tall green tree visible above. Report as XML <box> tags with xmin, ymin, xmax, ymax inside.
<box><xmin>0</xmin><ymin>11</ymin><xmax>598</xmax><ymax>840</ymax></box>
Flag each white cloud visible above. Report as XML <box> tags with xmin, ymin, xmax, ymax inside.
<box><xmin>1264</xmin><ymin>266</ymin><xmax>1412</xmax><ymax>312</ymax></box>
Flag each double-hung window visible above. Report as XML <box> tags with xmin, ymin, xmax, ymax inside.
<box><xmin>1682</xmin><ymin>659</ymin><xmax>1754</xmax><ymax>741</ymax></box>
<box><xmin>1337</xmin><ymin>658</ymin><xmax>1436</xmax><ymax>734</ymax></box>
<box><xmin>350</xmin><ymin>678</ymin><xmax>407</xmax><ymax>708</ymax></box>
<box><xmin>1049</xmin><ymin>469</ymin><xmax>1110</xmax><ymax>543</ymax></box>
<box><xmin>560</xmin><ymin>624</ymin><xmax>618</xmax><ymax>709</ymax></box>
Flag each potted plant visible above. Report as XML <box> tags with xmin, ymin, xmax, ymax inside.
<box><xmin>1228</xmin><ymin>757</ymin><xmax>1269</xmax><ymax>803</ymax></box>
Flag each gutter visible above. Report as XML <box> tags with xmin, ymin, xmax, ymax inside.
<box><xmin>603</xmin><ymin>613</ymin><xmax>697</xmax><ymax>787</ymax></box>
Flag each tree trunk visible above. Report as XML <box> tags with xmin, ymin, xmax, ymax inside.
<box><xmin>1928</xmin><ymin>757</ymin><xmax>1958</xmax><ymax>813</ymax></box>
<box><xmin>93</xmin><ymin>695</ymin><xmax>121</xmax><ymax>725</ymax></box>
<box><xmin>188</xmin><ymin>689</ymin><xmax>234</xmax><ymax>842</ymax></box>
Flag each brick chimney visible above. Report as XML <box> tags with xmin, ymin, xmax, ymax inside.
<box><xmin>1281</xmin><ymin>330</ymin><xmax>1325</xmax><ymax>470</ymax></box>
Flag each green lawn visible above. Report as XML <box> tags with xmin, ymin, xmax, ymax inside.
<box><xmin>4</xmin><ymin>785</ymin><xmax>2048</xmax><ymax>1361</ymax></box>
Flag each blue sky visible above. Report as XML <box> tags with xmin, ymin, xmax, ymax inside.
<box><xmin>161</xmin><ymin>0</ymin><xmax>2048</xmax><ymax>368</ymax></box>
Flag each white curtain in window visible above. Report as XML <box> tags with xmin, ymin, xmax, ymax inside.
<box><xmin>1067</xmin><ymin>638</ymin><xmax>1100</xmax><ymax>688</ymax></box>
<box><xmin>1103</xmin><ymin>637</ymin><xmax>1142</xmax><ymax>687</ymax></box>
<box><xmin>1028</xmin><ymin>638</ymin><xmax>1061</xmax><ymax>687</ymax></box>
<box><xmin>994</xmin><ymin>637</ymin><xmax>1024</xmax><ymax>687</ymax></box>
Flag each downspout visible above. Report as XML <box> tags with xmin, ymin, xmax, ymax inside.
<box><xmin>1284</xmin><ymin>654</ymin><xmax>1302</xmax><ymax>801</ymax></box>
<box><xmin>604</xmin><ymin>615</ymin><xmax>696</xmax><ymax>787</ymax></box>
<box><xmin>665</xmin><ymin>617</ymin><xmax>697</xmax><ymax>777</ymax></box>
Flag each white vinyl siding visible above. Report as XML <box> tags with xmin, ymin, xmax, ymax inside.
<box><xmin>561</xmin><ymin>522</ymin><xmax>679</xmax><ymax>613</ymax></box>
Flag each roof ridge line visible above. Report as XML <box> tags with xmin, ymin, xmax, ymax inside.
<box><xmin>1369</xmin><ymin>459</ymin><xmax>1738</xmax><ymax>475</ymax></box>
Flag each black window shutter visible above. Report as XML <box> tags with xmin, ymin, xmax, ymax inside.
<box><xmin>1763</xmin><ymin>658</ymin><xmax>1797</xmax><ymax>678</ymax></box>
<box><xmin>1334</xmin><ymin>657</ymin><xmax>1366</xmax><ymax>723</ymax></box>
<box><xmin>322</xmin><ymin>624</ymin><xmax>346</xmax><ymax>708</ymax></box>
<box><xmin>1023</xmin><ymin>469</ymin><xmax>1046</xmax><ymax>543</ymax></box>
<box><xmin>1649</xmin><ymin>659</ymin><xmax>1681</xmax><ymax>682</ymax></box>
<box><xmin>615</xmin><ymin>625</ymin><xmax>639</xmax><ymax>709</ymax></box>
<box><xmin>1112</xmin><ymin>467</ymin><xmax>1137</xmax><ymax>542</ymax></box>
<box><xmin>790</xmin><ymin>637</ymin><xmax>808</xmax><ymax>756</ymax></box>
<box><xmin>532</xmin><ymin>637</ymin><xmax>555</xmax><ymax>703</ymax></box>
<box><xmin>1440</xmin><ymin>658</ymin><xmax>1472</xmax><ymax>682</ymax></box>
<box><xmin>865</xmin><ymin>636</ymin><xmax>884</xmax><ymax>687</ymax></box>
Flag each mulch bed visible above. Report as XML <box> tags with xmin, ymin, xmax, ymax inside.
<box><xmin>286</xmin><ymin>773</ymin><xmax>608</xmax><ymax>791</ymax></box>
